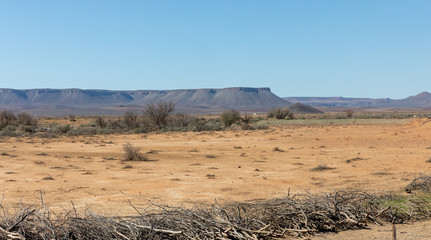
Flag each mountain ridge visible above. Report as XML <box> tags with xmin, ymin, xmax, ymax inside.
<box><xmin>0</xmin><ymin>87</ymin><xmax>293</xmax><ymax>115</ymax></box>
<box><xmin>284</xmin><ymin>91</ymin><xmax>431</xmax><ymax>108</ymax></box>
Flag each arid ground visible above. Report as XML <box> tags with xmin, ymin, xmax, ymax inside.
<box><xmin>1</xmin><ymin>118</ymin><xmax>431</xmax><ymax>238</ymax></box>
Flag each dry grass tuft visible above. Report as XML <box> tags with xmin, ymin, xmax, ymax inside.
<box><xmin>272</xmin><ymin>147</ymin><xmax>284</xmax><ymax>152</ymax></box>
<box><xmin>346</xmin><ymin>157</ymin><xmax>366</xmax><ymax>163</ymax></box>
<box><xmin>122</xmin><ymin>143</ymin><xmax>148</xmax><ymax>162</ymax></box>
<box><xmin>311</xmin><ymin>165</ymin><xmax>336</xmax><ymax>172</ymax></box>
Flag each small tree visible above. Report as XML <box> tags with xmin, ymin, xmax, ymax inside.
<box><xmin>267</xmin><ymin>107</ymin><xmax>294</xmax><ymax>120</ymax></box>
<box><xmin>220</xmin><ymin>109</ymin><xmax>240</xmax><ymax>127</ymax></box>
<box><xmin>124</xmin><ymin>112</ymin><xmax>138</xmax><ymax>129</ymax></box>
<box><xmin>142</xmin><ymin>101</ymin><xmax>175</xmax><ymax>130</ymax></box>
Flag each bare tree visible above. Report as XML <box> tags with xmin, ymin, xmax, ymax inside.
<box><xmin>142</xmin><ymin>101</ymin><xmax>175</xmax><ymax>130</ymax></box>
<box><xmin>124</xmin><ymin>112</ymin><xmax>138</xmax><ymax>129</ymax></box>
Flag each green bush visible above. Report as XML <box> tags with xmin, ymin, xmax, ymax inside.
<box><xmin>107</xmin><ymin>119</ymin><xmax>126</xmax><ymax>130</ymax></box>
<box><xmin>56</xmin><ymin>124</ymin><xmax>71</xmax><ymax>134</ymax></box>
<box><xmin>220</xmin><ymin>110</ymin><xmax>240</xmax><ymax>127</ymax></box>
<box><xmin>267</xmin><ymin>107</ymin><xmax>294</xmax><ymax>120</ymax></box>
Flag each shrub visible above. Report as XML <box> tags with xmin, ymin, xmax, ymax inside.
<box><xmin>0</xmin><ymin>125</ymin><xmax>18</xmax><ymax>137</ymax></box>
<box><xmin>68</xmin><ymin>115</ymin><xmax>76</xmax><ymax>121</ymax></box>
<box><xmin>124</xmin><ymin>112</ymin><xmax>138</xmax><ymax>129</ymax></box>
<box><xmin>168</xmin><ymin>113</ymin><xmax>196</xmax><ymax>128</ymax></box>
<box><xmin>123</xmin><ymin>143</ymin><xmax>148</xmax><ymax>161</ymax></box>
<box><xmin>18</xmin><ymin>125</ymin><xmax>35</xmax><ymax>133</ymax></box>
<box><xmin>345</xmin><ymin>110</ymin><xmax>354</xmax><ymax>118</ymax></box>
<box><xmin>405</xmin><ymin>175</ymin><xmax>431</xmax><ymax>192</ymax></box>
<box><xmin>241</xmin><ymin>124</ymin><xmax>255</xmax><ymax>130</ymax></box>
<box><xmin>66</xmin><ymin>127</ymin><xmax>97</xmax><ymax>136</ymax></box>
<box><xmin>0</xmin><ymin>110</ymin><xmax>17</xmax><ymax>129</ymax></box>
<box><xmin>107</xmin><ymin>119</ymin><xmax>126</xmax><ymax>130</ymax></box>
<box><xmin>17</xmin><ymin>112</ymin><xmax>37</xmax><ymax>126</ymax></box>
<box><xmin>273</xmin><ymin>147</ymin><xmax>284</xmax><ymax>152</ymax></box>
<box><xmin>220</xmin><ymin>110</ymin><xmax>240</xmax><ymax>127</ymax></box>
<box><xmin>95</xmin><ymin>116</ymin><xmax>107</xmax><ymax>128</ymax></box>
<box><xmin>311</xmin><ymin>165</ymin><xmax>336</xmax><ymax>172</ymax></box>
<box><xmin>267</xmin><ymin>107</ymin><xmax>294</xmax><ymax>120</ymax></box>
<box><xmin>56</xmin><ymin>124</ymin><xmax>71</xmax><ymax>134</ymax></box>
<box><xmin>241</xmin><ymin>114</ymin><xmax>253</xmax><ymax>124</ymax></box>
<box><xmin>256</xmin><ymin>124</ymin><xmax>269</xmax><ymax>130</ymax></box>
<box><xmin>142</xmin><ymin>101</ymin><xmax>175</xmax><ymax>130</ymax></box>
<box><xmin>166</xmin><ymin>114</ymin><xmax>222</xmax><ymax>132</ymax></box>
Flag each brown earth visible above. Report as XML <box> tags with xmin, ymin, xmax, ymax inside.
<box><xmin>1</xmin><ymin>118</ymin><xmax>431</xmax><ymax>238</ymax></box>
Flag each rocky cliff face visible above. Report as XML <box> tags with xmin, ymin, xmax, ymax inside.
<box><xmin>0</xmin><ymin>87</ymin><xmax>292</xmax><ymax>114</ymax></box>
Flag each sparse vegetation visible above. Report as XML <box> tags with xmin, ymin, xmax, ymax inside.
<box><xmin>165</xmin><ymin>113</ymin><xmax>221</xmax><ymax>132</ymax></box>
<box><xmin>3</xmin><ymin>111</ymin><xmax>431</xmax><ymax>239</ymax></box>
<box><xmin>56</xmin><ymin>124</ymin><xmax>71</xmax><ymax>134</ymax></box>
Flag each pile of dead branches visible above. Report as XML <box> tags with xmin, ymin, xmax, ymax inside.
<box><xmin>0</xmin><ymin>191</ymin><xmax>427</xmax><ymax>240</ymax></box>
<box><xmin>405</xmin><ymin>175</ymin><xmax>431</xmax><ymax>193</ymax></box>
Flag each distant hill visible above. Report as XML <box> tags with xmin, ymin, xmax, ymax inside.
<box><xmin>287</xmin><ymin>103</ymin><xmax>324</xmax><ymax>114</ymax></box>
<box><xmin>284</xmin><ymin>91</ymin><xmax>431</xmax><ymax>109</ymax></box>
<box><xmin>0</xmin><ymin>87</ymin><xmax>298</xmax><ymax>115</ymax></box>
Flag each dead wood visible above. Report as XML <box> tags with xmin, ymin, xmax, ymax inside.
<box><xmin>0</xmin><ymin>191</ymin><xmax>429</xmax><ymax>239</ymax></box>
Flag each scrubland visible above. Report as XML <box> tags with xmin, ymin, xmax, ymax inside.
<box><xmin>1</xmin><ymin>111</ymin><xmax>431</xmax><ymax>239</ymax></box>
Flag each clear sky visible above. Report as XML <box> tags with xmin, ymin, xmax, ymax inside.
<box><xmin>0</xmin><ymin>1</ymin><xmax>430</xmax><ymax>99</ymax></box>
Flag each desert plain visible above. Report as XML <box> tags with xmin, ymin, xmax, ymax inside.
<box><xmin>1</xmin><ymin>117</ymin><xmax>431</xmax><ymax>239</ymax></box>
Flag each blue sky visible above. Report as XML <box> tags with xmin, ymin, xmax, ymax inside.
<box><xmin>0</xmin><ymin>1</ymin><xmax>430</xmax><ymax>99</ymax></box>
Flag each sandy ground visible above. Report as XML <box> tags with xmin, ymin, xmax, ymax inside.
<box><xmin>1</xmin><ymin>118</ymin><xmax>431</xmax><ymax>238</ymax></box>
